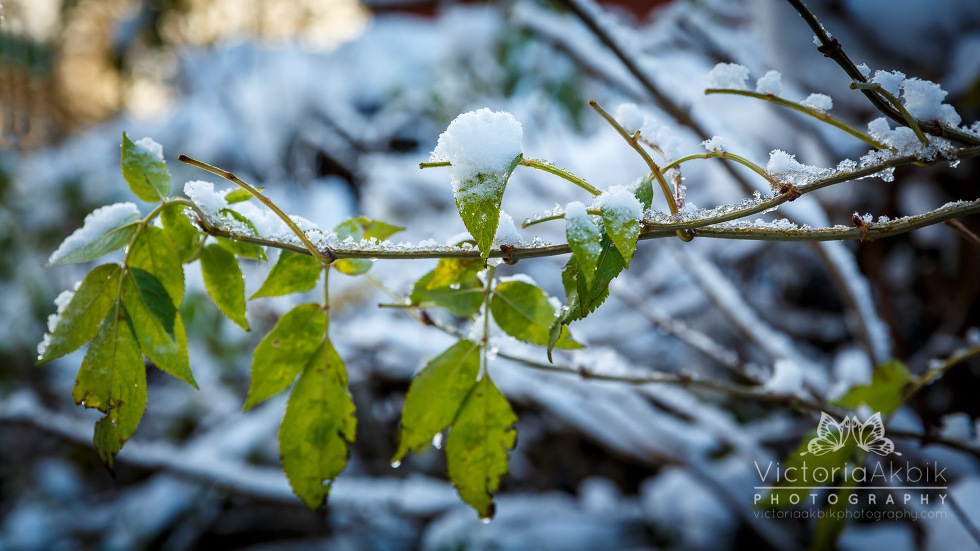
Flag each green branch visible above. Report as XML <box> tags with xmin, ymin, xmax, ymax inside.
<box><xmin>704</xmin><ymin>89</ymin><xmax>889</xmax><ymax>150</ymax></box>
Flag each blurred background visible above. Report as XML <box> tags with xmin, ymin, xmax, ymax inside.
<box><xmin>1</xmin><ymin>0</ymin><xmax>979</xmax><ymax>549</ymax></box>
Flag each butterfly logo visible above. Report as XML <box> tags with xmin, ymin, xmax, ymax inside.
<box><xmin>802</xmin><ymin>412</ymin><xmax>852</xmax><ymax>456</ymax></box>
<box><xmin>850</xmin><ymin>412</ymin><xmax>901</xmax><ymax>456</ymax></box>
<box><xmin>800</xmin><ymin>412</ymin><xmax>901</xmax><ymax>456</ymax></box>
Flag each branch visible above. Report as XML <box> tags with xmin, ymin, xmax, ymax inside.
<box><xmin>783</xmin><ymin>0</ymin><xmax>980</xmax><ymax>146</ymax></box>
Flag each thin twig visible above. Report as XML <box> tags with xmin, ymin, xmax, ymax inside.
<box><xmin>783</xmin><ymin>0</ymin><xmax>980</xmax><ymax>146</ymax></box>
<box><xmin>178</xmin><ymin>154</ymin><xmax>333</xmax><ymax>264</ymax></box>
<box><xmin>704</xmin><ymin>88</ymin><xmax>889</xmax><ymax>150</ymax></box>
<box><xmin>945</xmin><ymin>219</ymin><xmax>980</xmax><ymax>249</ymax></box>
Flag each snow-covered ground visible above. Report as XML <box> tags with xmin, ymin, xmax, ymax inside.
<box><xmin>2</xmin><ymin>0</ymin><xmax>980</xmax><ymax>549</ymax></box>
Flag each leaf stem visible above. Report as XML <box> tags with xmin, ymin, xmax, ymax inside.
<box><xmin>704</xmin><ymin>89</ymin><xmax>889</xmax><ymax>150</ymax></box>
<box><xmin>901</xmin><ymin>342</ymin><xmax>980</xmax><ymax>404</ymax></box>
<box><xmin>662</xmin><ymin>151</ymin><xmax>777</xmax><ymax>186</ymax></box>
<box><xmin>588</xmin><ymin>100</ymin><xmax>677</xmax><ymax>214</ymax></box>
<box><xmin>419</xmin><ymin>161</ymin><xmax>451</xmax><ymax>169</ymax></box>
<box><xmin>850</xmin><ymin>82</ymin><xmax>929</xmax><ymax>146</ymax></box>
<box><xmin>177</xmin><ymin>154</ymin><xmax>333</xmax><ymax>264</ymax></box>
<box><xmin>520</xmin><ymin>158</ymin><xmax>601</xmax><ymax>196</ymax></box>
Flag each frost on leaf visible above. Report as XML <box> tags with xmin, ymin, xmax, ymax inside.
<box><xmin>564</xmin><ymin>201</ymin><xmax>601</xmax><ymax>284</ymax></box>
<box><xmin>37</xmin><ymin>264</ymin><xmax>122</xmax><ymax>364</ymax></box>
<box><xmin>47</xmin><ymin>203</ymin><xmax>141</xmax><ymax>266</ymax></box>
<box><xmin>430</xmin><ymin>109</ymin><xmax>524</xmax><ymax>258</ymax></box>
<box><xmin>121</xmin><ymin>133</ymin><xmax>170</xmax><ymax>203</ymax></box>
<box><xmin>598</xmin><ymin>185</ymin><xmax>641</xmax><ymax>267</ymax></box>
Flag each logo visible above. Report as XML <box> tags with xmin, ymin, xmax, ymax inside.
<box><xmin>802</xmin><ymin>412</ymin><xmax>900</xmax><ymax>457</ymax></box>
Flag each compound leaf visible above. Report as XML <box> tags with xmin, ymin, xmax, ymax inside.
<box><xmin>446</xmin><ymin>375</ymin><xmax>517</xmax><ymax>520</ymax></box>
<box><xmin>200</xmin><ymin>244</ymin><xmax>249</xmax><ymax>331</ymax></box>
<box><xmin>394</xmin><ymin>340</ymin><xmax>481</xmax><ymax>463</ymax></box>
<box><xmin>245</xmin><ymin>303</ymin><xmax>327</xmax><ymax>410</ymax></box>
<box><xmin>280</xmin><ymin>338</ymin><xmax>356</xmax><ymax>509</ymax></box>
<box><xmin>73</xmin><ymin>304</ymin><xmax>147</xmax><ymax>469</ymax></box>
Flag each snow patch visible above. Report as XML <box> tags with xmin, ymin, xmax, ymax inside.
<box><xmin>47</xmin><ymin>202</ymin><xmax>141</xmax><ymax>265</ymax></box>
<box><xmin>755</xmin><ymin>70</ymin><xmax>783</xmax><ymax>95</ymax></box>
<box><xmin>801</xmin><ymin>93</ymin><xmax>832</xmax><ymax>112</ymax></box>
<box><xmin>429</xmin><ymin>108</ymin><xmax>523</xmax><ymax>192</ymax></box>
<box><xmin>707</xmin><ymin>63</ymin><xmax>749</xmax><ymax>90</ymax></box>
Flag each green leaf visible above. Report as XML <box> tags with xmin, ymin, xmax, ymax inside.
<box><xmin>410</xmin><ymin>271</ymin><xmax>484</xmax><ymax>317</ymax></box>
<box><xmin>122</xmin><ymin>270</ymin><xmax>196</xmax><ymax>388</ymax></box>
<box><xmin>251</xmin><ymin>251</ymin><xmax>322</xmax><ymax>299</ymax></box>
<box><xmin>160</xmin><ymin>204</ymin><xmax>204</xmax><ymax>263</ymax></box>
<box><xmin>490</xmin><ymin>280</ymin><xmax>582</xmax><ymax>349</ymax></box>
<box><xmin>200</xmin><ymin>244</ymin><xmax>249</xmax><ymax>331</ymax></box>
<box><xmin>280</xmin><ymin>338</ymin><xmax>357</xmax><ymax>509</ymax></box>
<box><xmin>126</xmin><ymin>268</ymin><xmax>176</xmax><ymax>339</ymax></box>
<box><xmin>332</xmin><ymin>217</ymin><xmax>404</xmax><ymax>276</ymax></box>
<box><xmin>453</xmin><ymin>154</ymin><xmax>522</xmax><ymax>259</ymax></box>
<box><xmin>633</xmin><ymin>174</ymin><xmax>654</xmax><ymax>210</ymax></box>
<box><xmin>73</xmin><ymin>305</ymin><xmax>147</xmax><ymax>468</ymax></box>
<box><xmin>599</xmin><ymin>192</ymin><xmax>641</xmax><ymax>268</ymax></box>
<box><xmin>565</xmin><ymin>210</ymin><xmax>601</xmax><ymax>285</ymax></box>
<box><xmin>225</xmin><ymin>187</ymin><xmax>263</xmax><ymax>204</ymax></box>
<box><xmin>426</xmin><ymin>258</ymin><xmax>484</xmax><ymax>290</ymax></box>
<box><xmin>121</xmin><ymin>133</ymin><xmax>170</xmax><ymax>202</ymax></box>
<box><xmin>446</xmin><ymin>375</ymin><xmax>517</xmax><ymax>520</ymax></box>
<box><xmin>127</xmin><ymin>226</ymin><xmax>184</xmax><ymax>306</ymax></box>
<box><xmin>216</xmin><ymin>209</ymin><xmax>267</xmax><ymax>260</ymax></box>
<box><xmin>38</xmin><ymin>263</ymin><xmax>123</xmax><ymax>364</ymax></box>
<box><xmin>394</xmin><ymin>340</ymin><xmax>482</xmax><ymax>463</ymax></box>
<box><xmin>832</xmin><ymin>359</ymin><xmax>910</xmax><ymax>415</ymax></box>
<box><xmin>245</xmin><ymin>303</ymin><xmax>327</xmax><ymax>410</ymax></box>
<box><xmin>47</xmin><ymin>220</ymin><xmax>140</xmax><ymax>266</ymax></box>
<box><xmin>566</xmin><ymin>233</ymin><xmax>626</xmax><ymax>322</ymax></box>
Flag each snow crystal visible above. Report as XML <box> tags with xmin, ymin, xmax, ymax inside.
<box><xmin>493</xmin><ymin>210</ymin><xmax>524</xmax><ymax>247</ymax></box>
<box><xmin>901</xmin><ymin>77</ymin><xmax>961</xmax><ymax>126</ymax></box>
<box><xmin>763</xmin><ymin>359</ymin><xmax>804</xmax><ymax>396</ymax></box>
<box><xmin>429</xmin><ymin>108</ymin><xmax>523</xmax><ymax>191</ymax></box>
<box><xmin>706</xmin><ymin>63</ymin><xmax>749</xmax><ymax>90</ymax></box>
<box><xmin>801</xmin><ymin>93</ymin><xmax>832</xmax><ymax>112</ymax></box>
<box><xmin>184</xmin><ymin>180</ymin><xmax>229</xmax><ymax>216</ymax></box>
<box><xmin>597</xmin><ymin>185</ymin><xmax>641</xmax><ymax>224</ymax></box>
<box><xmin>766</xmin><ymin>149</ymin><xmax>804</xmax><ymax>175</ymax></box>
<box><xmin>755</xmin><ymin>70</ymin><xmax>783</xmax><ymax>95</ymax></box>
<box><xmin>856</xmin><ymin>63</ymin><xmax>871</xmax><ymax>79</ymax></box>
<box><xmin>48</xmin><ymin>202</ymin><xmax>141</xmax><ymax>264</ymax></box>
<box><xmin>133</xmin><ymin>137</ymin><xmax>164</xmax><ymax>161</ymax></box>
<box><xmin>871</xmin><ymin>70</ymin><xmax>905</xmax><ymax>96</ymax></box>
<box><xmin>701</xmin><ymin>136</ymin><xmax>727</xmax><ymax>152</ymax></box>
<box><xmin>867</xmin><ymin>117</ymin><xmax>891</xmax><ymax>142</ymax></box>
